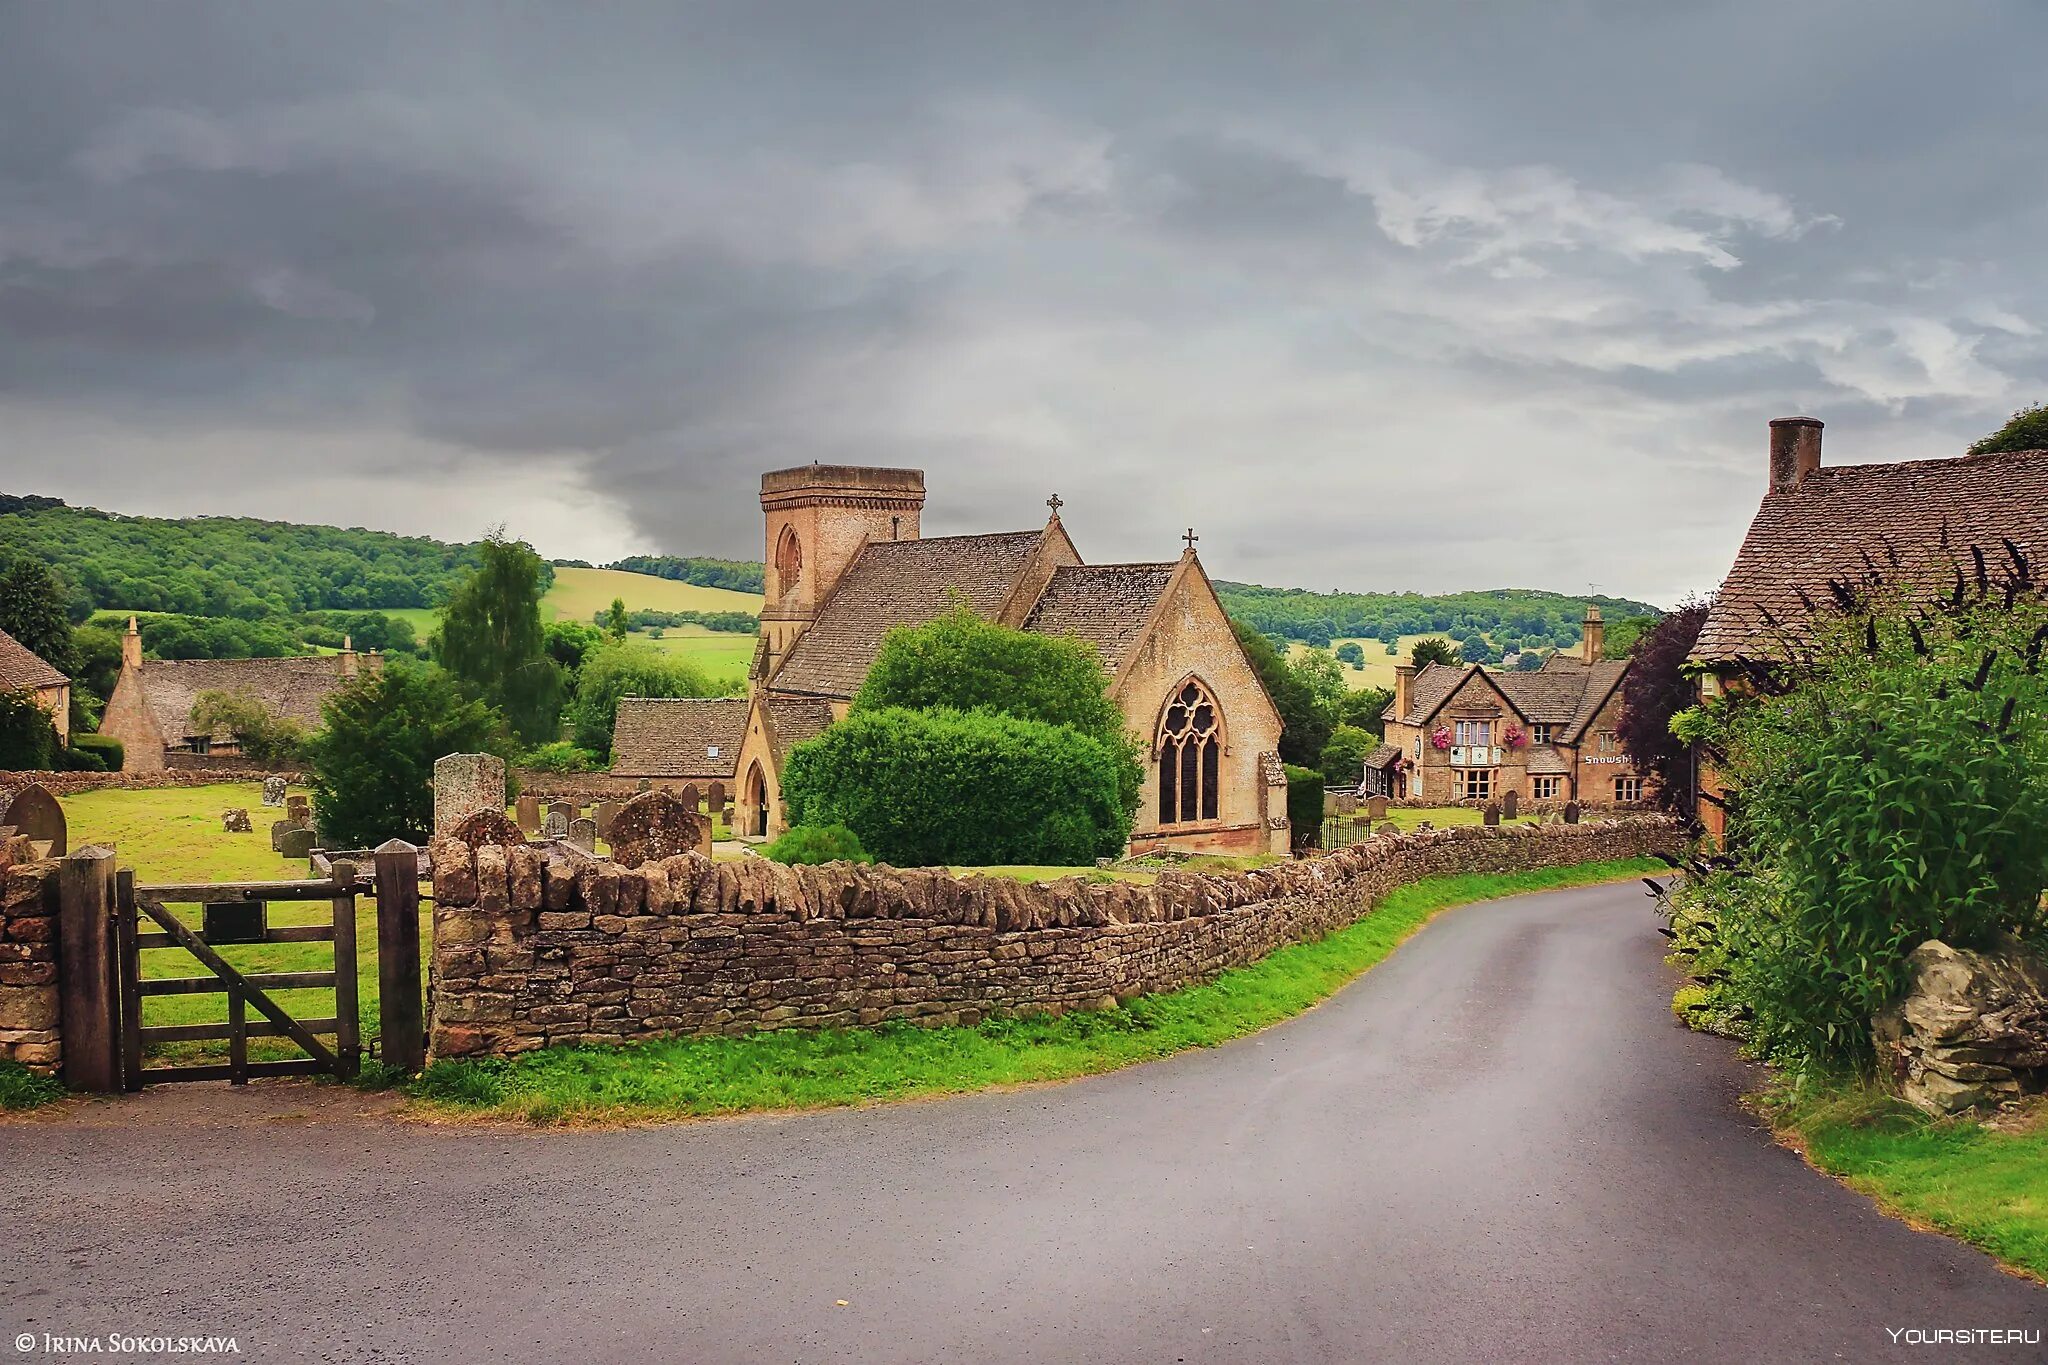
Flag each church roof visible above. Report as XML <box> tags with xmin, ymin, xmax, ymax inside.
<box><xmin>1385</xmin><ymin>657</ymin><xmax>1627</xmax><ymax>742</ymax></box>
<box><xmin>1023</xmin><ymin>562</ymin><xmax>1179</xmax><ymax>672</ymax></box>
<box><xmin>1692</xmin><ymin>447</ymin><xmax>2048</xmax><ymax>665</ymax></box>
<box><xmin>610</xmin><ymin>697</ymin><xmax>747</xmax><ymax>779</ymax></box>
<box><xmin>139</xmin><ymin>656</ymin><xmax>355</xmax><ymax>741</ymax></box>
<box><xmin>0</xmin><ymin>627</ymin><xmax>67</xmax><ymax>693</ymax></box>
<box><xmin>770</xmin><ymin>530</ymin><xmax>1048</xmax><ymax>698</ymax></box>
<box><xmin>763</xmin><ymin>694</ymin><xmax>835</xmax><ymax>770</ymax></box>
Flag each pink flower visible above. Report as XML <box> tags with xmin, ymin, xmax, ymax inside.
<box><xmin>1430</xmin><ymin>726</ymin><xmax>1452</xmax><ymax>750</ymax></box>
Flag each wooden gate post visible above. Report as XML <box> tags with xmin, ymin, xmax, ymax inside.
<box><xmin>57</xmin><ymin>846</ymin><xmax>122</xmax><ymax>1093</ymax></box>
<box><xmin>373</xmin><ymin>839</ymin><xmax>424</xmax><ymax>1073</ymax></box>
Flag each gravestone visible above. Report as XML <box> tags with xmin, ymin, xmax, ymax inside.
<box><xmin>567</xmin><ymin>817</ymin><xmax>597</xmax><ymax>854</ymax></box>
<box><xmin>594</xmin><ymin>800</ymin><xmax>622</xmax><ymax>838</ymax></box>
<box><xmin>1334</xmin><ymin>791</ymin><xmax>1358</xmax><ymax>816</ymax></box>
<box><xmin>0</xmin><ymin>784</ymin><xmax>65</xmax><ymax>858</ymax></box>
<box><xmin>260</xmin><ymin>775</ymin><xmax>288</xmax><ymax>807</ymax></box>
<box><xmin>221</xmin><ymin>808</ymin><xmax>253</xmax><ymax>833</ymax></box>
<box><xmin>543</xmin><ymin>809</ymin><xmax>570</xmax><ymax>839</ymax></box>
<box><xmin>278</xmin><ymin>825</ymin><xmax>317</xmax><ymax>859</ymax></box>
<box><xmin>719</xmin><ymin>802</ymin><xmax>734</xmax><ymax>827</ymax></box>
<box><xmin>605</xmin><ymin>788</ymin><xmax>713</xmax><ymax>868</ymax></box>
<box><xmin>679</xmin><ymin>783</ymin><xmax>700</xmax><ymax>812</ymax></box>
<box><xmin>434</xmin><ymin>752</ymin><xmax>507</xmax><ymax>838</ymax></box>
<box><xmin>514</xmin><ymin>794</ymin><xmax>542</xmax><ymax>835</ymax></box>
<box><xmin>1376</xmin><ymin>821</ymin><xmax>1400</xmax><ymax>836</ymax></box>
<box><xmin>1366</xmin><ymin>795</ymin><xmax>1388</xmax><ymax>822</ymax></box>
<box><xmin>548</xmin><ymin>801</ymin><xmax>574</xmax><ymax>828</ymax></box>
<box><xmin>269</xmin><ymin>819</ymin><xmax>302</xmax><ymax>852</ymax></box>
<box><xmin>1501</xmin><ymin>789</ymin><xmax>1520</xmax><ymax>819</ymax></box>
<box><xmin>1483</xmin><ymin>802</ymin><xmax>1502</xmax><ymax>827</ymax></box>
<box><xmin>1563</xmin><ymin>801</ymin><xmax>1582</xmax><ymax>825</ymax></box>
<box><xmin>286</xmin><ymin>794</ymin><xmax>311</xmax><ymax>822</ymax></box>
<box><xmin>635</xmin><ymin>779</ymin><xmax>652</xmax><ymax>793</ymax></box>
<box><xmin>706</xmin><ymin>781</ymin><xmax>726</xmax><ymax>810</ymax></box>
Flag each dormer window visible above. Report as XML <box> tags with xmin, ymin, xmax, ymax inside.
<box><xmin>1531</xmin><ymin>723</ymin><xmax>1555</xmax><ymax>745</ymax></box>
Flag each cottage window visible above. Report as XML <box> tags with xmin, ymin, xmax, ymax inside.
<box><xmin>1457</xmin><ymin>768</ymin><xmax>1493</xmax><ymax>801</ymax></box>
<box><xmin>1531</xmin><ymin>723</ymin><xmax>1555</xmax><ymax>745</ymax></box>
<box><xmin>1532</xmin><ymin>775</ymin><xmax>1562</xmax><ymax>800</ymax></box>
<box><xmin>1157</xmin><ymin>679</ymin><xmax>1222</xmax><ymax>825</ymax></box>
<box><xmin>1598</xmin><ymin>730</ymin><xmax>1620</xmax><ymax>755</ymax></box>
<box><xmin>1614</xmin><ymin>776</ymin><xmax>1643</xmax><ymax>803</ymax></box>
<box><xmin>1454</xmin><ymin>720</ymin><xmax>1493</xmax><ymax>749</ymax></box>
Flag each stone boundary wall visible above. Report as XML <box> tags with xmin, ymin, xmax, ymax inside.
<box><xmin>0</xmin><ymin>768</ymin><xmax>304</xmax><ymax>801</ymax></box>
<box><xmin>428</xmin><ymin>816</ymin><xmax>1679</xmax><ymax>1060</ymax></box>
<box><xmin>0</xmin><ymin>848</ymin><xmax>60</xmax><ymax>1072</ymax></box>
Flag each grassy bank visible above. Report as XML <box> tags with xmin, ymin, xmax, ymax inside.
<box><xmin>1763</xmin><ymin>1083</ymin><xmax>2048</xmax><ymax>1282</ymax></box>
<box><xmin>410</xmin><ymin>855</ymin><xmax>1661</xmax><ymax>1125</ymax></box>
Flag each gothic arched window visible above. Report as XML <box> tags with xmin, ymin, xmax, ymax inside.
<box><xmin>1157</xmin><ymin>678</ymin><xmax>1222</xmax><ymax>825</ymax></box>
<box><xmin>774</xmin><ymin>526</ymin><xmax>803</xmax><ymax>598</ymax></box>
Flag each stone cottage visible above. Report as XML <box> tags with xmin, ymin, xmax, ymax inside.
<box><xmin>0</xmin><ymin>627</ymin><xmax>70</xmax><ymax>745</ymax></box>
<box><xmin>1689</xmin><ymin>416</ymin><xmax>2048</xmax><ymax>840</ymax></box>
<box><xmin>1370</xmin><ymin>605</ymin><xmax>1645</xmax><ymax>808</ymax></box>
<box><xmin>619</xmin><ymin>465</ymin><xmax>1291</xmax><ymax>856</ymax></box>
<box><xmin>97</xmin><ymin>618</ymin><xmax>375</xmax><ymax>771</ymax></box>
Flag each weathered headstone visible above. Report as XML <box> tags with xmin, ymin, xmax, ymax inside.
<box><xmin>0</xmin><ymin>784</ymin><xmax>65</xmax><ymax>858</ymax></box>
<box><xmin>221</xmin><ymin>808</ymin><xmax>253</xmax><ymax>833</ymax></box>
<box><xmin>1366</xmin><ymin>795</ymin><xmax>1388</xmax><ymax>822</ymax></box>
<box><xmin>434</xmin><ymin>752</ymin><xmax>507</xmax><ymax>838</ymax></box>
<box><xmin>1563</xmin><ymin>801</ymin><xmax>1582</xmax><ymax>825</ymax></box>
<box><xmin>286</xmin><ymin>793</ymin><xmax>311</xmax><ymax>820</ymax></box>
<box><xmin>514</xmin><ymin>794</ymin><xmax>542</xmax><ymax>835</ymax></box>
<box><xmin>269</xmin><ymin>819</ymin><xmax>301</xmax><ymax>852</ymax></box>
<box><xmin>605</xmin><ymin>788</ymin><xmax>713</xmax><ymax>868</ymax></box>
<box><xmin>543</xmin><ymin>809</ymin><xmax>570</xmax><ymax>839</ymax></box>
<box><xmin>594</xmin><ymin>800</ymin><xmax>622</xmax><ymax>838</ymax></box>
<box><xmin>1335</xmin><ymin>791</ymin><xmax>1358</xmax><ymax>816</ymax></box>
<box><xmin>278</xmin><ymin>825</ymin><xmax>317</xmax><ymax>859</ymax></box>
<box><xmin>679</xmin><ymin>783</ymin><xmax>700</xmax><ymax>812</ymax></box>
<box><xmin>1376</xmin><ymin>821</ymin><xmax>1400</xmax><ymax>836</ymax></box>
<box><xmin>548</xmin><ymin>800</ymin><xmax>574</xmax><ymax>827</ymax></box>
<box><xmin>719</xmin><ymin>802</ymin><xmax>734</xmax><ymax>827</ymax></box>
<box><xmin>261</xmin><ymin>775</ymin><xmax>288</xmax><ymax>807</ymax></box>
<box><xmin>567</xmin><ymin>817</ymin><xmax>597</xmax><ymax>853</ymax></box>
<box><xmin>1483</xmin><ymin>802</ymin><xmax>1502</xmax><ymax>827</ymax></box>
<box><xmin>448</xmin><ymin>809</ymin><xmax>527</xmax><ymax>848</ymax></box>
<box><xmin>706</xmin><ymin>781</ymin><xmax>726</xmax><ymax>810</ymax></box>
<box><xmin>1501</xmin><ymin>789</ymin><xmax>1520</xmax><ymax>819</ymax></box>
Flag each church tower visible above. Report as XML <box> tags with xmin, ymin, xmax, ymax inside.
<box><xmin>757</xmin><ymin>464</ymin><xmax>926</xmax><ymax>674</ymax></box>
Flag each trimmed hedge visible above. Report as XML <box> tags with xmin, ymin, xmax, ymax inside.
<box><xmin>763</xmin><ymin>824</ymin><xmax>871</xmax><ymax>866</ymax></box>
<box><xmin>782</xmin><ymin>707</ymin><xmax>1134</xmax><ymax>867</ymax></box>
<box><xmin>70</xmin><ymin>732</ymin><xmax>124</xmax><ymax>769</ymax></box>
<box><xmin>1285</xmin><ymin>763</ymin><xmax>1325</xmax><ymax>849</ymax></box>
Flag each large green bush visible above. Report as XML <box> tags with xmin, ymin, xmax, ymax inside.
<box><xmin>1285</xmin><ymin>763</ymin><xmax>1324</xmax><ymax>849</ymax></box>
<box><xmin>1680</xmin><ymin>585</ymin><xmax>2048</xmax><ymax>1072</ymax></box>
<box><xmin>782</xmin><ymin>708</ymin><xmax>1133</xmax><ymax>867</ymax></box>
<box><xmin>69</xmin><ymin>732</ymin><xmax>123</xmax><ymax>769</ymax></box>
<box><xmin>0</xmin><ymin>692</ymin><xmax>58</xmax><ymax>770</ymax></box>
<box><xmin>763</xmin><ymin>824</ymin><xmax>871</xmax><ymax>866</ymax></box>
<box><xmin>304</xmin><ymin>661</ymin><xmax>505</xmax><ymax>847</ymax></box>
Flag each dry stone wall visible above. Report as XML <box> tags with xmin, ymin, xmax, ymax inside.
<box><xmin>0</xmin><ymin>844</ymin><xmax>60</xmax><ymax>1072</ymax></box>
<box><xmin>0</xmin><ymin>768</ymin><xmax>304</xmax><ymax>801</ymax></box>
<box><xmin>428</xmin><ymin>817</ymin><xmax>1678</xmax><ymax>1061</ymax></box>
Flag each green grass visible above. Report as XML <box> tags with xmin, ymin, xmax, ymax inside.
<box><xmin>409</xmin><ymin>856</ymin><xmax>1662</xmax><ymax>1125</ymax></box>
<box><xmin>1290</xmin><ymin>634</ymin><xmax>1589</xmax><ymax>690</ymax></box>
<box><xmin>0</xmin><ymin>1058</ymin><xmax>67</xmax><ymax>1110</ymax></box>
<box><xmin>626</xmin><ymin>626</ymin><xmax>755</xmax><ymax>685</ymax></box>
<box><xmin>1762</xmin><ymin>1083</ymin><xmax>2048</xmax><ymax>1282</ymax></box>
<box><xmin>542</xmin><ymin>566</ymin><xmax>763</xmax><ymax>623</ymax></box>
<box><xmin>1332</xmin><ymin>805</ymin><xmax>1537</xmax><ymax>831</ymax></box>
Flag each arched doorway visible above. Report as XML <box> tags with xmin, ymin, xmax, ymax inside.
<box><xmin>745</xmin><ymin>762</ymin><xmax>769</xmax><ymax>838</ymax></box>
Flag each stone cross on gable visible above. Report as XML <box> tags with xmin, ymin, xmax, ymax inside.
<box><xmin>1046</xmin><ymin>493</ymin><xmax>1063</xmax><ymax>516</ymax></box>
<box><xmin>1183</xmin><ymin>527</ymin><xmax>1199</xmax><ymax>553</ymax></box>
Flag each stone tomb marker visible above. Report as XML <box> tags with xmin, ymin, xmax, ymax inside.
<box><xmin>543</xmin><ymin>808</ymin><xmax>570</xmax><ymax>839</ymax></box>
<box><xmin>1482</xmin><ymin>802</ymin><xmax>1502</xmax><ymax>827</ymax></box>
<box><xmin>434</xmin><ymin>752</ymin><xmax>507</xmax><ymax>838</ymax></box>
<box><xmin>605</xmin><ymin>788</ymin><xmax>713</xmax><ymax>867</ymax></box>
<box><xmin>278</xmin><ymin>825</ymin><xmax>317</xmax><ymax>859</ymax></box>
<box><xmin>1563</xmin><ymin>801</ymin><xmax>1582</xmax><ymax>824</ymax></box>
<box><xmin>548</xmin><ymin>800</ymin><xmax>574</xmax><ymax>827</ymax></box>
<box><xmin>567</xmin><ymin>817</ymin><xmax>598</xmax><ymax>853</ymax></box>
<box><xmin>221</xmin><ymin>808</ymin><xmax>253</xmax><ymax>833</ymax></box>
<box><xmin>0</xmin><ymin>784</ymin><xmax>65</xmax><ymax>858</ymax></box>
<box><xmin>1366</xmin><ymin>795</ymin><xmax>1388</xmax><ymax>822</ymax></box>
<box><xmin>514</xmin><ymin>794</ymin><xmax>542</xmax><ymax>835</ymax></box>
<box><xmin>594</xmin><ymin>800</ymin><xmax>622</xmax><ymax>838</ymax></box>
<box><xmin>261</xmin><ymin>775</ymin><xmax>288</xmax><ymax>808</ymax></box>
<box><xmin>1501</xmin><ymin>789</ymin><xmax>1520</xmax><ymax>819</ymax></box>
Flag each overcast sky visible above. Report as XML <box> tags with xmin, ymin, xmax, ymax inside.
<box><xmin>2</xmin><ymin>2</ymin><xmax>2042</xmax><ymax>605</ymax></box>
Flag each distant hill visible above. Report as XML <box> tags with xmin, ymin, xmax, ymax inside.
<box><xmin>1212</xmin><ymin>583</ymin><xmax>1663</xmax><ymax>655</ymax></box>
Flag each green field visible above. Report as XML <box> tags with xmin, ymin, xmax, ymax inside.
<box><xmin>1292</xmin><ymin>633</ymin><xmax>1589</xmax><ymax>690</ymax></box>
<box><xmin>542</xmin><ymin>566</ymin><xmax>763</xmax><ymax>622</ymax></box>
<box><xmin>629</xmin><ymin>624</ymin><xmax>756</xmax><ymax>683</ymax></box>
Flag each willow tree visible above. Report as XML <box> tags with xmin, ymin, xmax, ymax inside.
<box><xmin>436</xmin><ymin>532</ymin><xmax>564</xmax><ymax>744</ymax></box>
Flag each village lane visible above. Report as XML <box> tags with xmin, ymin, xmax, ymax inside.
<box><xmin>4</xmin><ymin>880</ymin><xmax>2042</xmax><ymax>1363</ymax></box>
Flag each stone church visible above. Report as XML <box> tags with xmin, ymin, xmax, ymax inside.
<box><xmin>612</xmin><ymin>465</ymin><xmax>1290</xmax><ymax>856</ymax></box>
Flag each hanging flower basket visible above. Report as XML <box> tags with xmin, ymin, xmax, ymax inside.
<box><xmin>1503</xmin><ymin>725</ymin><xmax>1528</xmax><ymax>749</ymax></box>
<box><xmin>1430</xmin><ymin>725</ymin><xmax>1452</xmax><ymax>750</ymax></box>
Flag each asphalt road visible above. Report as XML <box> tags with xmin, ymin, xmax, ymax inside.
<box><xmin>4</xmin><ymin>880</ymin><xmax>2042</xmax><ymax>1363</ymax></box>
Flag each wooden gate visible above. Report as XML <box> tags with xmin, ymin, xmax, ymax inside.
<box><xmin>116</xmin><ymin>862</ymin><xmax>363</xmax><ymax>1086</ymax></box>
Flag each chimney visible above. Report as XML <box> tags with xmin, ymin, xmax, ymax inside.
<box><xmin>1582</xmin><ymin>605</ymin><xmax>1605</xmax><ymax>663</ymax></box>
<box><xmin>122</xmin><ymin>616</ymin><xmax>143</xmax><ymax>669</ymax></box>
<box><xmin>339</xmin><ymin>634</ymin><xmax>357</xmax><ymax>678</ymax></box>
<box><xmin>1768</xmin><ymin>416</ymin><xmax>1824</xmax><ymax>492</ymax></box>
<box><xmin>1394</xmin><ymin>663</ymin><xmax>1414</xmax><ymax>721</ymax></box>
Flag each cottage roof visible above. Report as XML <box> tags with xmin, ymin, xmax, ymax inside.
<box><xmin>770</xmin><ymin>530</ymin><xmax>1049</xmax><ymax>698</ymax></box>
<box><xmin>1692</xmin><ymin>447</ymin><xmax>2048</xmax><ymax>665</ymax></box>
<box><xmin>1384</xmin><ymin>656</ymin><xmax>1627</xmax><ymax>741</ymax></box>
<box><xmin>1524</xmin><ymin>746</ymin><xmax>1571</xmax><ymax>776</ymax></box>
<box><xmin>0</xmin><ymin>628</ymin><xmax>67</xmax><ymax>693</ymax></box>
<box><xmin>1022</xmin><ymin>562</ymin><xmax>1179</xmax><ymax>672</ymax></box>
<box><xmin>610</xmin><ymin>697</ymin><xmax>748</xmax><ymax>779</ymax></box>
<box><xmin>1362</xmin><ymin>743</ymin><xmax>1402</xmax><ymax>771</ymax></box>
<box><xmin>140</xmin><ymin>656</ymin><xmax>353</xmax><ymax>741</ymax></box>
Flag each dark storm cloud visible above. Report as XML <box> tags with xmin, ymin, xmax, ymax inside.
<box><xmin>1</xmin><ymin>1</ymin><xmax>2044</xmax><ymax>598</ymax></box>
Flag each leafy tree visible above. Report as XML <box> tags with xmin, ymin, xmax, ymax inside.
<box><xmin>189</xmin><ymin>690</ymin><xmax>309</xmax><ymax>766</ymax></box>
<box><xmin>0</xmin><ymin>691</ymin><xmax>58</xmax><ymax>770</ymax></box>
<box><xmin>0</xmin><ymin>557</ymin><xmax>79</xmax><ymax>675</ymax></box>
<box><xmin>1319</xmin><ymin>724</ymin><xmax>1378</xmax><ymax>788</ymax></box>
<box><xmin>1514</xmin><ymin>650</ymin><xmax>1545</xmax><ymax>672</ymax></box>
<box><xmin>70</xmin><ymin>625</ymin><xmax>124</xmax><ymax>705</ymax></box>
<box><xmin>1230</xmin><ymin>619</ymin><xmax>1331</xmax><ymax>767</ymax></box>
<box><xmin>1289</xmin><ymin>647</ymin><xmax>1349</xmax><ymax>714</ymax></box>
<box><xmin>567</xmin><ymin>642</ymin><xmax>720</xmax><ymax>756</ymax></box>
<box><xmin>764</xmin><ymin>824</ymin><xmax>871</xmax><ymax>865</ymax></box>
<box><xmin>97</xmin><ymin>612</ymin><xmax>306</xmax><ymax>660</ymax></box>
<box><xmin>1602</xmin><ymin>614</ymin><xmax>1660</xmax><ymax>660</ymax></box>
<box><xmin>604</xmin><ymin>553</ymin><xmax>765</xmax><ymax>593</ymax></box>
<box><xmin>542</xmin><ymin>620</ymin><xmax>605</xmax><ymax>684</ymax></box>
<box><xmin>782</xmin><ymin>707</ymin><xmax>1132</xmax><ymax>866</ymax></box>
<box><xmin>1335</xmin><ymin>685</ymin><xmax>1394</xmax><ymax>737</ymax></box>
<box><xmin>517</xmin><ymin>740</ymin><xmax>603</xmax><ymax>773</ymax></box>
<box><xmin>1967</xmin><ymin>401</ymin><xmax>2048</xmax><ymax>455</ymax></box>
<box><xmin>305</xmin><ymin>662</ymin><xmax>504</xmax><ymax>847</ymax></box>
<box><xmin>1334</xmin><ymin>642</ymin><xmax>1366</xmax><ymax>667</ymax></box>
<box><xmin>1457</xmin><ymin>632</ymin><xmax>1495</xmax><ymax>664</ymax></box>
<box><xmin>1409</xmin><ymin>637</ymin><xmax>1459</xmax><ymax>668</ymax></box>
<box><xmin>1614</xmin><ymin>598</ymin><xmax>1709</xmax><ymax>815</ymax></box>
<box><xmin>856</xmin><ymin>604</ymin><xmax>1142</xmax><ymax>814</ymax></box>
<box><xmin>436</xmin><ymin>532</ymin><xmax>566</xmax><ymax>744</ymax></box>
<box><xmin>605</xmin><ymin>597</ymin><xmax>630</xmax><ymax>641</ymax></box>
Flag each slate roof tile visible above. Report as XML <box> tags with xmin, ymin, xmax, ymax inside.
<box><xmin>0</xmin><ymin>628</ymin><xmax>67</xmax><ymax>693</ymax></box>
<box><xmin>1022</xmin><ymin>562</ymin><xmax>1178</xmax><ymax>672</ymax></box>
<box><xmin>140</xmin><ymin>657</ymin><xmax>354</xmax><ymax>741</ymax></box>
<box><xmin>610</xmin><ymin>697</ymin><xmax>748</xmax><ymax>779</ymax></box>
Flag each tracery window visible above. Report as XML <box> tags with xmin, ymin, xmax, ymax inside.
<box><xmin>1157</xmin><ymin>679</ymin><xmax>1222</xmax><ymax>825</ymax></box>
<box><xmin>774</xmin><ymin>525</ymin><xmax>803</xmax><ymax>598</ymax></box>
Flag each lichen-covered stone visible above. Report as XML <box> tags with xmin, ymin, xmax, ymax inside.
<box><xmin>1875</xmin><ymin>937</ymin><xmax>2048</xmax><ymax>1116</ymax></box>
